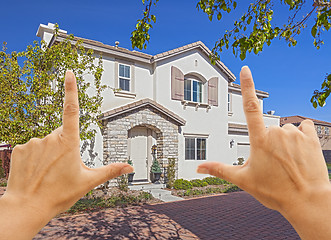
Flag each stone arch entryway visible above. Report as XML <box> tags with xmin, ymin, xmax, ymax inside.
<box><xmin>100</xmin><ymin>99</ymin><xmax>186</xmax><ymax>186</ymax></box>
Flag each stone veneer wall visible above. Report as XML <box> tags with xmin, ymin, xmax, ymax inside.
<box><xmin>101</xmin><ymin>106</ymin><xmax>180</xmax><ymax>187</ymax></box>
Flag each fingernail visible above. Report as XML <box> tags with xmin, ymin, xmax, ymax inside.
<box><xmin>197</xmin><ymin>167</ymin><xmax>209</xmax><ymax>174</ymax></box>
<box><xmin>120</xmin><ymin>166</ymin><xmax>134</xmax><ymax>175</ymax></box>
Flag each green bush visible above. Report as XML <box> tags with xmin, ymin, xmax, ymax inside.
<box><xmin>173</xmin><ymin>179</ymin><xmax>193</xmax><ymax>190</ymax></box>
<box><xmin>203</xmin><ymin>177</ymin><xmax>229</xmax><ymax>185</ymax></box>
<box><xmin>224</xmin><ymin>185</ymin><xmax>241</xmax><ymax>193</ymax></box>
<box><xmin>190</xmin><ymin>179</ymin><xmax>208</xmax><ymax>187</ymax></box>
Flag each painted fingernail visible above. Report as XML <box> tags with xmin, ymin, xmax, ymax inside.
<box><xmin>197</xmin><ymin>167</ymin><xmax>209</xmax><ymax>174</ymax></box>
<box><xmin>120</xmin><ymin>166</ymin><xmax>134</xmax><ymax>175</ymax></box>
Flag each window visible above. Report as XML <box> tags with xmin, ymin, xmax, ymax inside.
<box><xmin>317</xmin><ymin>125</ymin><xmax>321</xmax><ymax>134</ymax></box>
<box><xmin>325</xmin><ymin>127</ymin><xmax>329</xmax><ymax>135</ymax></box>
<box><xmin>185</xmin><ymin>137</ymin><xmax>206</xmax><ymax>160</ymax></box>
<box><xmin>228</xmin><ymin>93</ymin><xmax>231</xmax><ymax>111</ymax></box>
<box><xmin>184</xmin><ymin>79</ymin><xmax>202</xmax><ymax>103</ymax></box>
<box><xmin>119</xmin><ymin>64</ymin><xmax>130</xmax><ymax>91</ymax></box>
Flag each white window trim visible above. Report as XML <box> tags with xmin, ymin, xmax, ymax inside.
<box><xmin>184</xmin><ymin>135</ymin><xmax>208</xmax><ymax>161</ymax></box>
<box><xmin>114</xmin><ymin>60</ymin><xmax>136</xmax><ymax>99</ymax></box>
<box><xmin>184</xmin><ymin>78</ymin><xmax>203</xmax><ymax>103</ymax></box>
<box><xmin>228</xmin><ymin>92</ymin><xmax>233</xmax><ymax>115</ymax></box>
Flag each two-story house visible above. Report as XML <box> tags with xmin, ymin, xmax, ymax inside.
<box><xmin>280</xmin><ymin>115</ymin><xmax>331</xmax><ymax>163</ymax></box>
<box><xmin>37</xmin><ymin>23</ymin><xmax>279</xmax><ymax>184</ymax></box>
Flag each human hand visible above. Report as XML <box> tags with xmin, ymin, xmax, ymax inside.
<box><xmin>1</xmin><ymin>71</ymin><xmax>133</xmax><ymax>231</ymax></box>
<box><xmin>197</xmin><ymin>66</ymin><xmax>330</xmax><ymax>213</ymax></box>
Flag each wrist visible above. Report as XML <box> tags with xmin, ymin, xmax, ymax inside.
<box><xmin>279</xmin><ymin>183</ymin><xmax>331</xmax><ymax>239</ymax></box>
<box><xmin>0</xmin><ymin>193</ymin><xmax>53</xmax><ymax>239</ymax></box>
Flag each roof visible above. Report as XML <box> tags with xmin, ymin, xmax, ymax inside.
<box><xmin>152</xmin><ymin>41</ymin><xmax>236</xmax><ymax>82</ymax></box>
<box><xmin>100</xmin><ymin>98</ymin><xmax>186</xmax><ymax>126</ymax></box>
<box><xmin>280</xmin><ymin>116</ymin><xmax>331</xmax><ymax>127</ymax></box>
<box><xmin>51</xmin><ymin>33</ymin><xmax>236</xmax><ymax>82</ymax></box>
<box><xmin>229</xmin><ymin>83</ymin><xmax>269</xmax><ymax>98</ymax></box>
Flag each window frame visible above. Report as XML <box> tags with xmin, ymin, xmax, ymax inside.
<box><xmin>184</xmin><ymin>78</ymin><xmax>203</xmax><ymax>103</ymax></box>
<box><xmin>325</xmin><ymin>127</ymin><xmax>329</xmax><ymax>135</ymax></box>
<box><xmin>118</xmin><ymin>63</ymin><xmax>131</xmax><ymax>92</ymax></box>
<box><xmin>185</xmin><ymin>137</ymin><xmax>207</xmax><ymax>161</ymax></box>
<box><xmin>317</xmin><ymin>125</ymin><xmax>322</xmax><ymax>134</ymax></box>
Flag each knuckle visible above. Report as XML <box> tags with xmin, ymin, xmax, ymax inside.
<box><xmin>244</xmin><ymin>98</ymin><xmax>260</xmax><ymax>113</ymax></box>
<box><xmin>64</xmin><ymin>103</ymin><xmax>79</xmax><ymax>116</ymax></box>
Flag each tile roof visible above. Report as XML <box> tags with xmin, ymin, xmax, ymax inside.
<box><xmin>53</xmin><ymin>33</ymin><xmax>236</xmax><ymax>82</ymax></box>
<box><xmin>229</xmin><ymin>83</ymin><xmax>269</xmax><ymax>97</ymax></box>
<box><xmin>100</xmin><ymin>98</ymin><xmax>186</xmax><ymax>126</ymax></box>
<box><xmin>280</xmin><ymin>116</ymin><xmax>331</xmax><ymax>127</ymax></box>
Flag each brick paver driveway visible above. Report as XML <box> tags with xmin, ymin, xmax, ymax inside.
<box><xmin>33</xmin><ymin>191</ymin><xmax>300</xmax><ymax>239</ymax></box>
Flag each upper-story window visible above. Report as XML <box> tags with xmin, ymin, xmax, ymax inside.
<box><xmin>184</xmin><ymin>79</ymin><xmax>202</xmax><ymax>103</ymax></box>
<box><xmin>317</xmin><ymin>125</ymin><xmax>321</xmax><ymax>135</ymax></box>
<box><xmin>325</xmin><ymin>127</ymin><xmax>329</xmax><ymax>135</ymax></box>
<box><xmin>119</xmin><ymin>64</ymin><xmax>130</xmax><ymax>91</ymax></box>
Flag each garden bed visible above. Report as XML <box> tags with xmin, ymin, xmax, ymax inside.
<box><xmin>167</xmin><ymin>177</ymin><xmax>242</xmax><ymax>199</ymax></box>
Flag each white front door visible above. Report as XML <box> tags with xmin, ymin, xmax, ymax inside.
<box><xmin>129</xmin><ymin>127</ymin><xmax>148</xmax><ymax>181</ymax></box>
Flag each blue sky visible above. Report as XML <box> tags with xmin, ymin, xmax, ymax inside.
<box><xmin>1</xmin><ymin>0</ymin><xmax>330</xmax><ymax>121</ymax></box>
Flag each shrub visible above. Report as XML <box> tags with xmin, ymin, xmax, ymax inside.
<box><xmin>237</xmin><ymin>157</ymin><xmax>245</xmax><ymax>165</ymax></box>
<box><xmin>117</xmin><ymin>175</ymin><xmax>129</xmax><ymax>192</ymax></box>
<box><xmin>151</xmin><ymin>159</ymin><xmax>161</xmax><ymax>173</ymax></box>
<box><xmin>173</xmin><ymin>179</ymin><xmax>193</xmax><ymax>190</ymax></box>
<box><xmin>166</xmin><ymin>158</ymin><xmax>176</xmax><ymax>188</ymax></box>
<box><xmin>203</xmin><ymin>177</ymin><xmax>229</xmax><ymax>185</ymax></box>
<box><xmin>190</xmin><ymin>179</ymin><xmax>208</xmax><ymax>187</ymax></box>
<box><xmin>224</xmin><ymin>185</ymin><xmax>241</xmax><ymax>193</ymax></box>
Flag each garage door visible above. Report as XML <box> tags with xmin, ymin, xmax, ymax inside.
<box><xmin>237</xmin><ymin>143</ymin><xmax>250</xmax><ymax>162</ymax></box>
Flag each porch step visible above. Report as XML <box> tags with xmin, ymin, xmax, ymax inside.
<box><xmin>129</xmin><ymin>183</ymin><xmax>184</xmax><ymax>202</ymax></box>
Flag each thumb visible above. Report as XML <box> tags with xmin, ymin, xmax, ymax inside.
<box><xmin>85</xmin><ymin>163</ymin><xmax>134</xmax><ymax>189</ymax></box>
<box><xmin>197</xmin><ymin>161</ymin><xmax>244</xmax><ymax>185</ymax></box>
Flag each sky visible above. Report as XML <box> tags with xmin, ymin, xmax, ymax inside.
<box><xmin>1</xmin><ymin>0</ymin><xmax>330</xmax><ymax>122</ymax></box>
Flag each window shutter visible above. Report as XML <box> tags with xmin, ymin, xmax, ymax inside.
<box><xmin>208</xmin><ymin>77</ymin><xmax>218</xmax><ymax>106</ymax></box>
<box><xmin>171</xmin><ymin>66</ymin><xmax>184</xmax><ymax>100</ymax></box>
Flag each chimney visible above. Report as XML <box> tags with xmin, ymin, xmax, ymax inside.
<box><xmin>36</xmin><ymin>23</ymin><xmax>67</xmax><ymax>47</ymax></box>
<box><xmin>115</xmin><ymin>41</ymin><xmax>119</xmax><ymax>48</ymax></box>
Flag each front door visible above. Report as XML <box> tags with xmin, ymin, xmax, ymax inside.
<box><xmin>128</xmin><ymin>127</ymin><xmax>157</xmax><ymax>182</ymax></box>
<box><xmin>129</xmin><ymin>127</ymin><xmax>148</xmax><ymax>181</ymax></box>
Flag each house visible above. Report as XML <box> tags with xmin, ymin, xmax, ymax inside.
<box><xmin>36</xmin><ymin>23</ymin><xmax>280</xmax><ymax>185</ymax></box>
<box><xmin>280</xmin><ymin>115</ymin><xmax>331</xmax><ymax>163</ymax></box>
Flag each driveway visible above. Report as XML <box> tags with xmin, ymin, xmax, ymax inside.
<box><xmin>33</xmin><ymin>191</ymin><xmax>300</xmax><ymax>239</ymax></box>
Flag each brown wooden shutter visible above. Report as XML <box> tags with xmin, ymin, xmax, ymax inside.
<box><xmin>208</xmin><ymin>77</ymin><xmax>218</xmax><ymax>106</ymax></box>
<box><xmin>171</xmin><ymin>66</ymin><xmax>184</xmax><ymax>100</ymax></box>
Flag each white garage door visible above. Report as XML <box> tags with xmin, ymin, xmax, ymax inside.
<box><xmin>237</xmin><ymin>143</ymin><xmax>250</xmax><ymax>162</ymax></box>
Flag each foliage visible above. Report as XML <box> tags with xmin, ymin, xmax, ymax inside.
<box><xmin>131</xmin><ymin>0</ymin><xmax>331</xmax><ymax>106</ymax></box>
<box><xmin>0</xmin><ymin>182</ymin><xmax>7</xmax><ymax>187</ymax></box>
<box><xmin>203</xmin><ymin>176</ymin><xmax>229</xmax><ymax>185</ymax></box>
<box><xmin>151</xmin><ymin>159</ymin><xmax>161</xmax><ymax>173</ymax></box>
<box><xmin>67</xmin><ymin>191</ymin><xmax>153</xmax><ymax>214</ymax></box>
<box><xmin>166</xmin><ymin>158</ymin><xmax>176</xmax><ymax>188</ymax></box>
<box><xmin>127</xmin><ymin>158</ymin><xmax>135</xmax><ymax>174</ymax></box>
<box><xmin>190</xmin><ymin>179</ymin><xmax>208</xmax><ymax>187</ymax></box>
<box><xmin>311</xmin><ymin>73</ymin><xmax>331</xmax><ymax>108</ymax></box>
<box><xmin>177</xmin><ymin>185</ymin><xmax>241</xmax><ymax>197</ymax></box>
<box><xmin>116</xmin><ymin>175</ymin><xmax>129</xmax><ymax>192</ymax></box>
<box><xmin>173</xmin><ymin>179</ymin><xmax>193</xmax><ymax>190</ymax></box>
<box><xmin>0</xmin><ymin>24</ymin><xmax>106</xmax><ymax>148</ymax></box>
<box><xmin>237</xmin><ymin>157</ymin><xmax>245</xmax><ymax>165</ymax></box>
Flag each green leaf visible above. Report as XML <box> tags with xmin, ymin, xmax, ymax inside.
<box><xmin>313</xmin><ymin>101</ymin><xmax>317</xmax><ymax>108</ymax></box>
<box><xmin>233</xmin><ymin>1</ymin><xmax>237</xmax><ymax>9</ymax></box>
<box><xmin>311</xmin><ymin>25</ymin><xmax>317</xmax><ymax>38</ymax></box>
<box><xmin>217</xmin><ymin>12</ymin><xmax>222</xmax><ymax>20</ymax></box>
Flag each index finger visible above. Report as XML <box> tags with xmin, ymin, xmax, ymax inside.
<box><xmin>240</xmin><ymin>66</ymin><xmax>266</xmax><ymax>144</ymax></box>
<box><xmin>62</xmin><ymin>70</ymin><xmax>80</xmax><ymax>141</ymax></box>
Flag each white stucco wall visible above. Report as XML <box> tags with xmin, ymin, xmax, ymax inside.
<box><xmin>154</xmin><ymin>50</ymin><xmax>231</xmax><ymax>180</ymax></box>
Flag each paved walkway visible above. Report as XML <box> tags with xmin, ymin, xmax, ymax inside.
<box><xmin>33</xmin><ymin>191</ymin><xmax>300</xmax><ymax>239</ymax></box>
